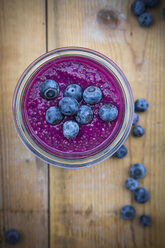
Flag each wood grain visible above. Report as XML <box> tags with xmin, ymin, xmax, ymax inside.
<box><xmin>48</xmin><ymin>0</ymin><xmax>165</xmax><ymax>247</ymax></box>
<box><xmin>0</xmin><ymin>0</ymin><xmax>48</xmax><ymax>247</ymax></box>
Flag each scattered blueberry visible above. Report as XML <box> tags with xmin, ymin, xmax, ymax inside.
<box><xmin>133</xmin><ymin>125</ymin><xmax>145</xmax><ymax>137</ymax></box>
<box><xmin>114</xmin><ymin>145</ymin><xmax>128</xmax><ymax>159</ymax></box>
<box><xmin>140</xmin><ymin>214</ymin><xmax>152</xmax><ymax>226</ymax></box>
<box><xmin>63</xmin><ymin>121</ymin><xmax>79</xmax><ymax>139</ymax></box>
<box><xmin>40</xmin><ymin>79</ymin><xmax>60</xmax><ymax>100</ymax></box>
<box><xmin>163</xmin><ymin>8</ymin><xmax>165</xmax><ymax>19</ymax></box>
<box><xmin>132</xmin><ymin>113</ymin><xmax>140</xmax><ymax>126</ymax></box>
<box><xmin>134</xmin><ymin>187</ymin><xmax>150</xmax><ymax>203</ymax></box>
<box><xmin>144</xmin><ymin>0</ymin><xmax>159</xmax><ymax>7</ymax></box>
<box><xmin>130</xmin><ymin>163</ymin><xmax>146</xmax><ymax>179</ymax></box>
<box><xmin>5</xmin><ymin>229</ymin><xmax>20</xmax><ymax>245</ymax></box>
<box><xmin>83</xmin><ymin>86</ymin><xmax>102</xmax><ymax>104</ymax></box>
<box><xmin>131</xmin><ymin>1</ymin><xmax>146</xmax><ymax>16</ymax></box>
<box><xmin>64</xmin><ymin>84</ymin><xmax>83</xmax><ymax>102</ymax></box>
<box><xmin>59</xmin><ymin>97</ymin><xmax>79</xmax><ymax>116</ymax></box>
<box><xmin>135</xmin><ymin>98</ymin><xmax>149</xmax><ymax>112</ymax></box>
<box><xmin>99</xmin><ymin>104</ymin><xmax>118</xmax><ymax>122</ymax></box>
<box><xmin>75</xmin><ymin>105</ymin><xmax>93</xmax><ymax>124</ymax></box>
<box><xmin>120</xmin><ymin>205</ymin><xmax>136</xmax><ymax>220</ymax></box>
<box><xmin>139</xmin><ymin>12</ymin><xmax>153</xmax><ymax>27</ymax></box>
<box><xmin>45</xmin><ymin>106</ymin><xmax>63</xmax><ymax>124</ymax></box>
<box><xmin>125</xmin><ymin>177</ymin><xmax>139</xmax><ymax>191</ymax></box>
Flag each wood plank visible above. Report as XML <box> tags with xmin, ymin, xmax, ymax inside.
<box><xmin>48</xmin><ymin>0</ymin><xmax>165</xmax><ymax>247</ymax></box>
<box><xmin>0</xmin><ymin>0</ymin><xmax>48</xmax><ymax>247</ymax></box>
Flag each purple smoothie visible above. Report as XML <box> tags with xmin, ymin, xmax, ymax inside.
<box><xmin>21</xmin><ymin>56</ymin><xmax>125</xmax><ymax>159</ymax></box>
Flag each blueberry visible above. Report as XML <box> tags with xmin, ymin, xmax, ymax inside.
<box><xmin>114</xmin><ymin>145</ymin><xmax>128</xmax><ymax>159</ymax></box>
<box><xmin>144</xmin><ymin>0</ymin><xmax>159</xmax><ymax>7</ymax></box>
<box><xmin>134</xmin><ymin>187</ymin><xmax>150</xmax><ymax>203</ymax></box>
<box><xmin>140</xmin><ymin>214</ymin><xmax>152</xmax><ymax>226</ymax></box>
<box><xmin>163</xmin><ymin>8</ymin><xmax>165</xmax><ymax>19</ymax></box>
<box><xmin>130</xmin><ymin>163</ymin><xmax>146</xmax><ymax>179</ymax></box>
<box><xmin>40</xmin><ymin>79</ymin><xmax>59</xmax><ymax>100</ymax></box>
<box><xmin>132</xmin><ymin>113</ymin><xmax>139</xmax><ymax>126</ymax></box>
<box><xmin>120</xmin><ymin>205</ymin><xmax>136</xmax><ymax>220</ymax></box>
<box><xmin>5</xmin><ymin>229</ymin><xmax>20</xmax><ymax>245</ymax></box>
<box><xmin>125</xmin><ymin>178</ymin><xmax>139</xmax><ymax>191</ymax></box>
<box><xmin>133</xmin><ymin>125</ymin><xmax>145</xmax><ymax>137</ymax></box>
<box><xmin>45</xmin><ymin>106</ymin><xmax>63</xmax><ymax>124</ymax></box>
<box><xmin>59</xmin><ymin>97</ymin><xmax>79</xmax><ymax>116</ymax></box>
<box><xmin>99</xmin><ymin>104</ymin><xmax>118</xmax><ymax>122</ymax></box>
<box><xmin>63</xmin><ymin>121</ymin><xmax>79</xmax><ymax>139</ymax></box>
<box><xmin>64</xmin><ymin>84</ymin><xmax>83</xmax><ymax>102</ymax></box>
<box><xmin>139</xmin><ymin>12</ymin><xmax>153</xmax><ymax>27</ymax></box>
<box><xmin>131</xmin><ymin>1</ymin><xmax>146</xmax><ymax>16</ymax></box>
<box><xmin>75</xmin><ymin>105</ymin><xmax>93</xmax><ymax>124</ymax></box>
<box><xmin>83</xmin><ymin>86</ymin><xmax>102</xmax><ymax>104</ymax></box>
<box><xmin>135</xmin><ymin>98</ymin><xmax>149</xmax><ymax>112</ymax></box>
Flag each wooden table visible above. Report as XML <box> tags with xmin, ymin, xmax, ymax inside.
<box><xmin>0</xmin><ymin>0</ymin><xmax>165</xmax><ymax>247</ymax></box>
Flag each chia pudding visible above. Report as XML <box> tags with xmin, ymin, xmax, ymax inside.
<box><xmin>21</xmin><ymin>55</ymin><xmax>125</xmax><ymax>160</ymax></box>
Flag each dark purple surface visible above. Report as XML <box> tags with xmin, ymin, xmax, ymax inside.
<box><xmin>22</xmin><ymin>56</ymin><xmax>124</xmax><ymax>157</ymax></box>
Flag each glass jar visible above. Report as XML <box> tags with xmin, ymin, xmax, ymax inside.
<box><xmin>12</xmin><ymin>47</ymin><xmax>134</xmax><ymax>169</ymax></box>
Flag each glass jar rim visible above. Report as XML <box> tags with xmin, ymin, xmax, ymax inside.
<box><xmin>12</xmin><ymin>47</ymin><xmax>134</xmax><ymax>169</ymax></box>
